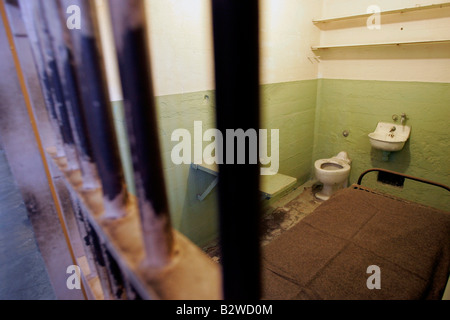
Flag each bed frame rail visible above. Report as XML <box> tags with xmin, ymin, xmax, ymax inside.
<box><xmin>357</xmin><ymin>168</ymin><xmax>450</xmax><ymax>192</ymax></box>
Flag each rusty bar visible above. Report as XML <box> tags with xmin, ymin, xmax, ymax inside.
<box><xmin>211</xmin><ymin>0</ymin><xmax>262</xmax><ymax>299</ymax></box>
<box><xmin>38</xmin><ymin>0</ymin><xmax>100</xmax><ymax>190</ymax></box>
<box><xmin>108</xmin><ymin>0</ymin><xmax>174</xmax><ymax>267</ymax></box>
<box><xmin>61</xmin><ymin>0</ymin><xmax>128</xmax><ymax>218</ymax></box>
<box><xmin>22</xmin><ymin>0</ymin><xmax>80</xmax><ymax>171</ymax></box>
<box><xmin>72</xmin><ymin>197</ymin><xmax>113</xmax><ymax>299</ymax></box>
<box><xmin>117</xmin><ymin>268</ymin><xmax>139</xmax><ymax>300</ymax></box>
<box><xmin>87</xmin><ymin>220</ymin><xmax>118</xmax><ymax>299</ymax></box>
<box><xmin>17</xmin><ymin>0</ymin><xmax>66</xmax><ymax>159</ymax></box>
<box><xmin>101</xmin><ymin>243</ymin><xmax>127</xmax><ymax>299</ymax></box>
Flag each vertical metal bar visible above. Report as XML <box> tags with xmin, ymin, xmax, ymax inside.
<box><xmin>38</xmin><ymin>0</ymin><xmax>100</xmax><ymax>190</ymax></box>
<box><xmin>109</xmin><ymin>254</ymin><xmax>140</xmax><ymax>300</ymax></box>
<box><xmin>61</xmin><ymin>0</ymin><xmax>128</xmax><ymax>218</ymax></box>
<box><xmin>86</xmin><ymin>221</ymin><xmax>115</xmax><ymax>300</ymax></box>
<box><xmin>17</xmin><ymin>0</ymin><xmax>66</xmax><ymax>158</ymax></box>
<box><xmin>21</xmin><ymin>1</ymin><xmax>80</xmax><ymax>171</ymax></box>
<box><xmin>101</xmin><ymin>244</ymin><xmax>127</xmax><ymax>299</ymax></box>
<box><xmin>211</xmin><ymin>0</ymin><xmax>262</xmax><ymax>299</ymax></box>
<box><xmin>71</xmin><ymin>197</ymin><xmax>113</xmax><ymax>299</ymax></box>
<box><xmin>108</xmin><ymin>0</ymin><xmax>173</xmax><ymax>267</ymax></box>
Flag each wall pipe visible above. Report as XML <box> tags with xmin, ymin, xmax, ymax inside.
<box><xmin>211</xmin><ymin>0</ymin><xmax>262</xmax><ymax>299</ymax></box>
<box><xmin>108</xmin><ymin>0</ymin><xmax>174</xmax><ymax>267</ymax></box>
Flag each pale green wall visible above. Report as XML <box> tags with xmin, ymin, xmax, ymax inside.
<box><xmin>261</xmin><ymin>80</ymin><xmax>318</xmax><ymax>185</ymax></box>
<box><xmin>153</xmin><ymin>80</ymin><xmax>318</xmax><ymax>247</ymax></box>
<box><xmin>111</xmin><ymin>79</ymin><xmax>318</xmax><ymax>247</ymax></box>
<box><xmin>111</xmin><ymin>101</ymin><xmax>135</xmax><ymax>196</ymax></box>
<box><xmin>313</xmin><ymin>79</ymin><xmax>450</xmax><ymax>211</ymax></box>
<box><xmin>112</xmin><ymin>93</ymin><xmax>220</xmax><ymax>247</ymax></box>
<box><xmin>155</xmin><ymin>91</ymin><xmax>219</xmax><ymax>247</ymax></box>
<box><xmin>111</xmin><ymin>78</ymin><xmax>450</xmax><ymax>247</ymax></box>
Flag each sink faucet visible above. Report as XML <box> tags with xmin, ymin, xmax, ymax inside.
<box><xmin>388</xmin><ymin>126</ymin><xmax>396</xmax><ymax>138</ymax></box>
<box><xmin>401</xmin><ymin>113</ymin><xmax>407</xmax><ymax>125</ymax></box>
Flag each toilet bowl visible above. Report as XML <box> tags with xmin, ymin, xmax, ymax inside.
<box><xmin>314</xmin><ymin>151</ymin><xmax>351</xmax><ymax>201</ymax></box>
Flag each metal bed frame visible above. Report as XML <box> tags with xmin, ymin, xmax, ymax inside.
<box><xmin>357</xmin><ymin>168</ymin><xmax>450</xmax><ymax>193</ymax></box>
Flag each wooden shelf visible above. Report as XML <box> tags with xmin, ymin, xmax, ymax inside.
<box><xmin>313</xmin><ymin>2</ymin><xmax>450</xmax><ymax>24</ymax></box>
<box><xmin>311</xmin><ymin>39</ymin><xmax>450</xmax><ymax>50</ymax></box>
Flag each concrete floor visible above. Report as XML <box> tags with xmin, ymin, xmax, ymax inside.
<box><xmin>0</xmin><ymin>149</ymin><xmax>56</xmax><ymax>300</ymax></box>
<box><xmin>203</xmin><ymin>181</ymin><xmax>324</xmax><ymax>262</ymax></box>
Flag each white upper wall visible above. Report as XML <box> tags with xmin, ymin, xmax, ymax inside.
<box><xmin>145</xmin><ymin>0</ymin><xmax>323</xmax><ymax>96</ymax></box>
<box><xmin>97</xmin><ymin>0</ymin><xmax>450</xmax><ymax>100</ymax></box>
<box><xmin>317</xmin><ymin>0</ymin><xmax>450</xmax><ymax>82</ymax></box>
<box><xmin>321</xmin><ymin>0</ymin><xmax>449</xmax><ymax>17</ymax></box>
<box><xmin>260</xmin><ymin>0</ymin><xmax>322</xmax><ymax>84</ymax></box>
<box><xmin>145</xmin><ymin>0</ymin><xmax>215</xmax><ymax>97</ymax></box>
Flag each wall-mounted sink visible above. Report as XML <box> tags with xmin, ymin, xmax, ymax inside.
<box><xmin>368</xmin><ymin>122</ymin><xmax>411</xmax><ymax>152</ymax></box>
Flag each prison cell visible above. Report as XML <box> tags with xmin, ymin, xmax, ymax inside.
<box><xmin>0</xmin><ymin>0</ymin><xmax>261</xmax><ymax>300</ymax></box>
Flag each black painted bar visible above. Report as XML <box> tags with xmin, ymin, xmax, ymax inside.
<box><xmin>20</xmin><ymin>0</ymin><xmax>80</xmax><ymax>169</ymax></box>
<box><xmin>32</xmin><ymin>2</ymin><xmax>78</xmax><ymax>165</ymax></box>
<box><xmin>211</xmin><ymin>0</ymin><xmax>262</xmax><ymax>299</ymax></box>
<box><xmin>108</xmin><ymin>0</ymin><xmax>173</xmax><ymax>265</ymax></box>
<box><xmin>63</xmin><ymin>0</ymin><xmax>127</xmax><ymax>209</ymax></box>
<box><xmin>73</xmin><ymin>199</ymin><xmax>113</xmax><ymax>299</ymax></box>
<box><xmin>18</xmin><ymin>0</ymin><xmax>65</xmax><ymax>156</ymax></box>
<box><xmin>40</xmin><ymin>0</ymin><xmax>99</xmax><ymax>189</ymax></box>
<box><xmin>40</xmin><ymin>1</ymin><xmax>92</xmax><ymax>160</ymax></box>
<box><xmin>86</xmin><ymin>220</ymin><xmax>114</xmax><ymax>299</ymax></box>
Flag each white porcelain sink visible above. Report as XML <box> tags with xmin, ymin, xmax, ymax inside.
<box><xmin>368</xmin><ymin>122</ymin><xmax>411</xmax><ymax>152</ymax></box>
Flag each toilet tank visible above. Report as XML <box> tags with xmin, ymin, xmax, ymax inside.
<box><xmin>333</xmin><ymin>151</ymin><xmax>351</xmax><ymax>165</ymax></box>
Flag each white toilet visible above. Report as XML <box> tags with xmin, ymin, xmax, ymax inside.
<box><xmin>314</xmin><ymin>151</ymin><xmax>352</xmax><ymax>201</ymax></box>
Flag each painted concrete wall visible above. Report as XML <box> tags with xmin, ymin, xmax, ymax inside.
<box><xmin>259</xmin><ymin>0</ymin><xmax>322</xmax><ymax>84</ymax></box>
<box><xmin>97</xmin><ymin>0</ymin><xmax>450</xmax><ymax>246</ymax></box>
<box><xmin>261</xmin><ymin>80</ymin><xmax>318</xmax><ymax>183</ymax></box>
<box><xmin>97</xmin><ymin>0</ymin><xmax>324</xmax><ymax>246</ymax></box>
<box><xmin>313</xmin><ymin>0</ymin><xmax>450</xmax><ymax>211</ymax></box>
<box><xmin>314</xmin><ymin>79</ymin><xmax>450</xmax><ymax>211</ymax></box>
<box><xmin>145</xmin><ymin>0</ymin><xmax>215</xmax><ymax>97</ymax></box>
<box><xmin>317</xmin><ymin>0</ymin><xmax>450</xmax><ymax>81</ymax></box>
<box><xmin>144</xmin><ymin>0</ymin><xmax>322</xmax><ymax>95</ymax></box>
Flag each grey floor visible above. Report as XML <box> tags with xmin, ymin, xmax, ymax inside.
<box><xmin>0</xmin><ymin>149</ymin><xmax>55</xmax><ymax>300</ymax></box>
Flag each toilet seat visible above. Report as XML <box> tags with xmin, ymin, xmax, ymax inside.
<box><xmin>314</xmin><ymin>158</ymin><xmax>350</xmax><ymax>172</ymax></box>
<box><xmin>314</xmin><ymin>152</ymin><xmax>351</xmax><ymax>201</ymax></box>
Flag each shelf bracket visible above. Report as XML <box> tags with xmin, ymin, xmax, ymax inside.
<box><xmin>197</xmin><ymin>177</ymin><xmax>219</xmax><ymax>201</ymax></box>
<box><xmin>191</xmin><ymin>163</ymin><xmax>219</xmax><ymax>201</ymax></box>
